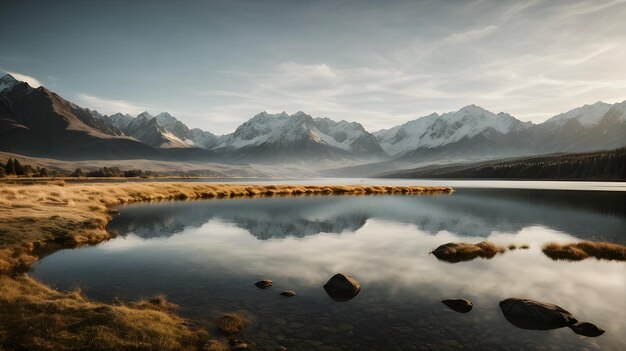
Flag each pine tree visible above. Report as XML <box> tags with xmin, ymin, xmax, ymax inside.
<box><xmin>13</xmin><ymin>159</ymin><xmax>25</xmax><ymax>175</ymax></box>
<box><xmin>5</xmin><ymin>158</ymin><xmax>15</xmax><ymax>175</ymax></box>
<box><xmin>39</xmin><ymin>167</ymin><xmax>48</xmax><ymax>177</ymax></box>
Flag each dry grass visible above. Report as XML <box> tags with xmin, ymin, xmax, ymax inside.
<box><xmin>0</xmin><ymin>181</ymin><xmax>451</xmax><ymax>350</ymax></box>
<box><xmin>542</xmin><ymin>241</ymin><xmax>626</xmax><ymax>261</ymax></box>
<box><xmin>0</xmin><ymin>275</ymin><xmax>211</xmax><ymax>351</ymax></box>
<box><xmin>215</xmin><ymin>313</ymin><xmax>247</xmax><ymax>335</ymax></box>
<box><xmin>431</xmin><ymin>241</ymin><xmax>506</xmax><ymax>263</ymax></box>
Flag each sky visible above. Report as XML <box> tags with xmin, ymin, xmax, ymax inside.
<box><xmin>1</xmin><ymin>0</ymin><xmax>626</xmax><ymax>134</ymax></box>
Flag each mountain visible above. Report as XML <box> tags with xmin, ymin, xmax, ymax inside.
<box><xmin>374</xmin><ymin>105</ymin><xmax>532</xmax><ymax>161</ymax></box>
<box><xmin>212</xmin><ymin>111</ymin><xmax>387</xmax><ymax>161</ymax></box>
<box><xmin>523</xmin><ymin>101</ymin><xmax>626</xmax><ymax>154</ymax></box>
<box><xmin>373</xmin><ymin>102</ymin><xmax>626</xmax><ymax>163</ymax></box>
<box><xmin>0</xmin><ymin>74</ymin><xmax>20</xmax><ymax>92</ymax></box>
<box><xmin>543</xmin><ymin>101</ymin><xmax>613</xmax><ymax>126</ymax></box>
<box><xmin>1</xmin><ymin>73</ymin><xmax>624</xmax><ymax>166</ymax></box>
<box><xmin>381</xmin><ymin>147</ymin><xmax>626</xmax><ymax>181</ymax></box>
<box><xmin>0</xmin><ymin>74</ymin><xmax>158</xmax><ymax>159</ymax></box>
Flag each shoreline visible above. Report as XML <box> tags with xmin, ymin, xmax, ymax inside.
<box><xmin>0</xmin><ymin>182</ymin><xmax>452</xmax><ymax>350</ymax></box>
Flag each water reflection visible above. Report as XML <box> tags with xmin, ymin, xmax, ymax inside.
<box><xmin>108</xmin><ymin>189</ymin><xmax>626</xmax><ymax>242</ymax></box>
<box><xmin>31</xmin><ymin>190</ymin><xmax>626</xmax><ymax>351</ymax></box>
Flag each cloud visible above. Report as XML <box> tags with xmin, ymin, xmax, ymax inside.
<box><xmin>75</xmin><ymin>93</ymin><xmax>155</xmax><ymax>116</ymax></box>
<box><xmin>444</xmin><ymin>25</ymin><xmax>498</xmax><ymax>42</ymax></box>
<box><xmin>5</xmin><ymin>71</ymin><xmax>42</xmax><ymax>87</ymax></box>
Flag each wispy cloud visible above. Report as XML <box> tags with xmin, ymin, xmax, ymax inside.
<box><xmin>75</xmin><ymin>93</ymin><xmax>155</xmax><ymax>115</ymax></box>
<box><xmin>444</xmin><ymin>25</ymin><xmax>498</xmax><ymax>42</ymax></box>
<box><xmin>4</xmin><ymin>71</ymin><xmax>42</xmax><ymax>87</ymax></box>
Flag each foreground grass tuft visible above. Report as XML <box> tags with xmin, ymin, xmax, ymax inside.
<box><xmin>430</xmin><ymin>241</ymin><xmax>506</xmax><ymax>263</ymax></box>
<box><xmin>542</xmin><ymin>241</ymin><xmax>626</xmax><ymax>261</ymax></box>
<box><xmin>0</xmin><ymin>275</ymin><xmax>210</xmax><ymax>351</ymax></box>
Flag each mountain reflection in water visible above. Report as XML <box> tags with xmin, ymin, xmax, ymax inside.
<box><xmin>108</xmin><ymin>188</ymin><xmax>626</xmax><ymax>242</ymax></box>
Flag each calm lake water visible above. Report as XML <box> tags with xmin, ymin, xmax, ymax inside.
<box><xmin>31</xmin><ymin>186</ymin><xmax>626</xmax><ymax>351</ymax></box>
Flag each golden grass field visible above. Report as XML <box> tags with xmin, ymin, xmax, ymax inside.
<box><xmin>0</xmin><ymin>181</ymin><xmax>453</xmax><ymax>351</ymax></box>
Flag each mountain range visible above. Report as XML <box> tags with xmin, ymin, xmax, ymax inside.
<box><xmin>1</xmin><ymin>73</ymin><xmax>625</xmax><ymax>167</ymax></box>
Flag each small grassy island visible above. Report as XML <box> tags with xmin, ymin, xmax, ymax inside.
<box><xmin>0</xmin><ymin>181</ymin><xmax>453</xmax><ymax>350</ymax></box>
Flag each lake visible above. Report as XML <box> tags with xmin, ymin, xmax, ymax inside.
<box><xmin>31</xmin><ymin>185</ymin><xmax>626</xmax><ymax>350</ymax></box>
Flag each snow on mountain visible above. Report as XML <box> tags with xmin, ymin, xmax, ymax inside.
<box><xmin>544</xmin><ymin>101</ymin><xmax>613</xmax><ymax>126</ymax></box>
<box><xmin>214</xmin><ymin>111</ymin><xmax>386</xmax><ymax>159</ymax></box>
<box><xmin>188</xmin><ymin>128</ymin><xmax>220</xmax><ymax>149</ymax></box>
<box><xmin>0</xmin><ymin>74</ymin><xmax>20</xmax><ymax>92</ymax></box>
<box><xmin>374</xmin><ymin>105</ymin><xmax>531</xmax><ymax>157</ymax></box>
<box><xmin>155</xmin><ymin>112</ymin><xmax>191</xmax><ymax>141</ymax></box>
<box><xmin>105</xmin><ymin>113</ymin><xmax>135</xmax><ymax>130</ymax></box>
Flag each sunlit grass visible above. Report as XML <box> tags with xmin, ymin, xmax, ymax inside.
<box><xmin>542</xmin><ymin>241</ymin><xmax>626</xmax><ymax>261</ymax></box>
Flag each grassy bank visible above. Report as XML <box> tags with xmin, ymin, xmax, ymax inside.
<box><xmin>0</xmin><ymin>182</ymin><xmax>452</xmax><ymax>350</ymax></box>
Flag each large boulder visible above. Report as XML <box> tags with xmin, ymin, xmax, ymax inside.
<box><xmin>323</xmin><ymin>273</ymin><xmax>361</xmax><ymax>301</ymax></box>
<box><xmin>499</xmin><ymin>298</ymin><xmax>577</xmax><ymax>330</ymax></box>
<box><xmin>441</xmin><ymin>299</ymin><xmax>473</xmax><ymax>313</ymax></box>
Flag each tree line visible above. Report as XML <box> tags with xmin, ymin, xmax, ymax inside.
<box><xmin>391</xmin><ymin>147</ymin><xmax>626</xmax><ymax>180</ymax></box>
<box><xmin>1</xmin><ymin>158</ymin><xmax>155</xmax><ymax>178</ymax></box>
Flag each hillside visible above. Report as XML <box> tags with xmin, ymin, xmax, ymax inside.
<box><xmin>382</xmin><ymin>147</ymin><xmax>626</xmax><ymax>180</ymax></box>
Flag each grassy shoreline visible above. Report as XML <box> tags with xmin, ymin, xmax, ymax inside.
<box><xmin>0</xmin><ymin>182</ymin><xmax>452</xmax><ymax>350</ymax></box>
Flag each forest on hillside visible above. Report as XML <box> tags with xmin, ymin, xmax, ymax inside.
<box><xmin>385</xmin><ymin>147</ymin><xmax>626</xmax><ymax>180</ymax></box>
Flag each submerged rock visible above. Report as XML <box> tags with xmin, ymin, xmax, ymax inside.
<box><xmin>254</xmin><ymin>280</ymin><xmax>273</xmax><ymax>289</ymax></box>
<box><xmin>216</xmin><ymin>313</ymin><xmax>247</xmax><ymax>334</ymax></box>
<box><xmin>499</xmin><ymin>298</ymin><xmax>577</xmax><ymax>330</ymax></box>
<box><xmin>570</xmin><ymin>322</ymin><xmax>605</xmax><ymax>337</ymax></box>
<box><xmin>323</xmin><ymin>273</ymin><xmax>361</xmax><ymax>302</ymax></box>
<box><xmin>441</xmin><ymin>299</ymin><xmax>473</xmax><ymax>313</ymax></box>
<box><xmin>280</xmin><ymin>290</ymin><xmax>296</xmax><ymax>297</ymax></box>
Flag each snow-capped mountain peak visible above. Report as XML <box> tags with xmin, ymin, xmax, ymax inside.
<box><xmin>0</xmin><ymin>74</ymin><xmax>20</xmax><ymax>92</ymax></box>
<box><xmin>214</xmin><ymin>111</ymin><xmax>387</xmax><ymax>159</ymax></box>
<box><xmin>544</xmin><ymin>101</ymin><xmax>613</xmax><ymax>126</ymax></box>
<box><xmin>136</xmin><ymin>111</ymin><xmax>154</xmax><ymax>120</ymax></box>
<box><xmin>374</xmin><ymin>105</ymin><xmax>529</xmax><ymax>156</ymax></box>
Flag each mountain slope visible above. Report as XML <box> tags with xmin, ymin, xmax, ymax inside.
<box><xmin>0</xmin><ymin>75</ymin><xmax>158</xmax><ymax>159</ymax></box>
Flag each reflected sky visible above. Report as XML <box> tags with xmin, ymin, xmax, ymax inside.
<box><xmin>31</xmin><ymin>190</ymin><xmax>626</xmax><ymax>350</ymax></box>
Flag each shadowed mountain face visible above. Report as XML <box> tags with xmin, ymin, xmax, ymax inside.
<box><xmin>0</xmin><ymin>78</ymin><xmax>158</xmax><ymax>159</ymax></box>
<box><xmin>108</xmin><ymin>190</ymin><xmax>626</xmax><ymax>243</ymax></box>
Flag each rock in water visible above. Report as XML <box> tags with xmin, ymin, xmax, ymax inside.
<box><xmin>499</xmin><ymin>298</ymin><xmax>577</xmax><ymax>330</ymax></box>
<box><xmin>280</xmin><ymin>290</ymin><xmax>296</xmax><ymax>297</ymax></box>
<box><xmin>442</xmin><ymin>299</ymin><xmax>473</xmax><ymax>313</ymax></box>
<box><xmin>254</xmin><ymin>280</ymin><xmax>272</xmax><ymax>289</ymax></box>
<box><xmin>570</xmin><ymin>322</ymin><xmax>605</xmax><ymax>337</ymax></box>
<box><xmin>323</xmin><ymin>273</ymin><xmax>361</xmax><ymax>301</ymax></box>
